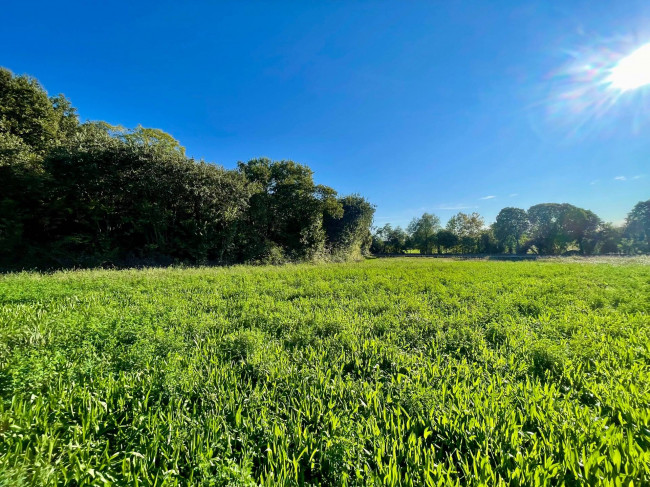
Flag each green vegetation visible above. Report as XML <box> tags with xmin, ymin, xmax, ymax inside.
<box><xmin>3</xmin><ymin>67</ymin><xmax>648</xmax><ymax>271</ymax></box>
<box><xmin>1</xmin><ymin>259</ymin><xmax>649</xmax><ymax>485</ymax></box>
<box><xmin>0</xmin><ymin>68</ymin><xmax>374</xmax><ymax>270</ymax></box>
<box><xmin>372</xmin><ymin>201</ymin><xmax>650</xmax><ymax>256</ymax></box>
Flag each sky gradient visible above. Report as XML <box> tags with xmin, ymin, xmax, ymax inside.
<box><xmin>2</xmin><ymin>1</ymin><xmax>649</xmax><ymax>227</ymax></box>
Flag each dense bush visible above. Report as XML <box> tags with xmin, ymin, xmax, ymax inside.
<box><xmin>0</xmin><ymin>68</ymin><xmax>374</xmax><ymax>269</ymax></box>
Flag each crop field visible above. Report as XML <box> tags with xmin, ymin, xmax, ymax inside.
<box><xmin>0</xmin><ymin>259</ymin><xmax>649</xmax><ymax>486</ymax></box>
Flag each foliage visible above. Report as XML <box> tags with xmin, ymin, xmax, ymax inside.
<box><xmin>370</xmin><ymin>224</ymin><xmax>407</xmax><ymax>254</ymax></box>
<box><xmin>407</xmin><ymin>213</ymin><xmax>440</xmax><ymax>254</ymax></box>
<box><xmin>1</xmin><ymin>259</ymin><xmax>649</xmax><ymax>485</ymax></box>
<box><xmin>493</xmin><ymin>207</ymin><xmax>529</xmax><ymax>254</ymax></box>
<box><xmin>526</xmin><ymin>203</ymin><xmax>594</xmax><ymax>255</ymax></box>
<box><xmin>0</xmin><ymin>69</ymin><xmax>373</xmax><ymax>269</ymax></box>
<box><xmin>624</xmin><ymin>199</ymin><xmax>650</xmax><ymax>253</ymax></box>
<box><xmin>445</xmin><ymin>212</ymin><xmax>485</xmax><ymax>253</ymax></box>
<box><xmin>434</xmin><ymin>229</ymin><xmax>458</xmax><ymax>254</ymax></box>
<box><xmin>324</xmin><ymin>195</ymin><xmax>375</xmax><ymax>259</ymax></box>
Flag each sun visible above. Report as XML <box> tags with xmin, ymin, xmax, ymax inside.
<box><xmin>606</xmin><ymin>42</ymin><xmax>650</xmax><ymax>91</ymax></box>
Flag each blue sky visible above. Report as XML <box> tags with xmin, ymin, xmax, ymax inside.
<box><xmin>2</xmin><ymin>1</ymin><xmax>649</xmax><ymax>227</ymax></box>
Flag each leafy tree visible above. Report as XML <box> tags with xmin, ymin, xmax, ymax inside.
<box><xmin>237</xmin><ymin>158</ymin><xmax>341</xmax><ymax>261</ymax></box>
<box><xmin>477</xmin><ymin>228</ymin><xmax>501</xmax><ymax>254</ymax></box>
<box><xmin>624</xmin><ymin>200</ymin><xmax>650</xmax><ymax>252</ymax></box>
<box><xmin>0</xmin><ymin>68</ymin><xmax>79</xmax><ymax>264</ymax></box>
<box><xmin>527</xmin><ymin>203</ymin><xmax>603</xmax><ymax>255</ymax></box>
<box><xmin>40</xmin><ymin>130</ymin><xmax>249</xmax><ymax>265</ymax></box>
<box><xmin>0</xmin><ymin>67</ymin><xmax>77</xmax><ymax>154</ymax></box>
<box><xmin>386</xmin><ymin>226</ymin><xmax>408</xmax><ymax>254</ymax></box>
<box><xmin>372</xmin><ymin>224</ymin><xmax>407</xmax><ymax>254</ymax></box>
<box><xmin>446</xmin><ymin>212</ymin><xmax>484</xmax><ymax>253</ymax></box>
<box><xmin>324</xmin><ymin>194</ymin><xmax>375</xmax><ymax>258</ymax></box>
<box><xmin>595</xmin><ymin>223</ymin><xmax>622</xmax><ymax>254</ymax></box>
<box><xmin>407</xmin><ymin>213</ymin><xmax>440</xmax><ymax>254</ymax></box>
<box><xmin>0</xmin><ymin>68</ymin><xmax>375</xmax><ymax>269</ymax></box>
<box><xmin>493</xmin><ymin>207</ymin><xmax>528</xmax><ymax>254</ymax></box>
<box><xmin>561</xmin><ymin>206</ymin><xmax>601</xmax><ymax>255</ymax></box>
<box><xmin>527</xmin><ymin>203</ymin><xmax>570</xmax><ymax>255</ymax></box>
<box><xmin>435</xmin><ymin>229</ymin><xmax>459</xmax><ymax>254</ymax></box>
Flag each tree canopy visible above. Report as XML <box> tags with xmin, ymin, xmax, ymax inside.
<box><xmin>0</xmin><ymin>67</ymin><xmax>374</xmax><ymax>269</ymax></box>
<box><xmin>372</xmin><ymin>201</ymin><xmax>648</xmax><ymax>256</ymax></box>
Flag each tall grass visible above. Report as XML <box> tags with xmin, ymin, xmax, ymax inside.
<box><xmin>0</xmin><ymin>259</ymin><xmax>648</xmax><ymax>485</ymax></box>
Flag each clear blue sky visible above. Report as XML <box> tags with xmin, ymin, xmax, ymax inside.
<box><xmin>2</xmin><ymin>1</ymin><xmax>648</xmax><ymax>227</ymax></box>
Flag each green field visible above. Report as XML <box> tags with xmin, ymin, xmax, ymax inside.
<box><xmin>1</xmin><ymin>259</ymin><xmax>649</xmax><ymax>486</ymax></box>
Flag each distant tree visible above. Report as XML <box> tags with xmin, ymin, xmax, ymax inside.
<box><xmin>561</xmin><ymin>206</ymin><xmax>601</xmax><ymax>255</ymax></box>
<box><xmin>527</xmin><ymin>203</ymin><xmax>570</xmax><ymax>254</ymax></box>
<box><xmin>478</xmin><ymin>228</ymin><xmax>501</xmax><ymax>254</ymax></box>
<box><xmin>435</xmin><ymin>229</ymin><xmax>458</xmax><ymax>254</ymax></box>
<box><xmin>407</xmin><ymin>213</ymin><xmax>440</xmax><ymax>254</ymax></box>
<box><xmin>389</xmin><ymin>226</ymin><xmax>408</xmax><ymax>253</ymax></box>
<box><xmin>446</xmin><ymin>212</ymin><xmax>484</xmax><ymax>238</ymax></box>
<box><xmin>595</xmin><ymin>223</ymin><xmax>622</xmax><ymax>254</ymax></box>
<box><xmin>370</xmin><ymin>225</ymin><xmax>388</xmax><ymax>254</ymax></box>
<box><xmin>446</xmin><ymin>212</ymin><xmax>484</xmax><ymax>253</ymax></box>
<box><xmin>527</xmin><ymin>203</ymin><xmax>604</xmax><ymax>255</ymax></box>
<box><xmin>492</xmin><ymin>207</ymin><xmax>528</xmax><ymax>254</ymax></box>
<box><xmin>624</xmin><ymin>200</ymin><xmax>650</xmax><ymax>252</ymax></box>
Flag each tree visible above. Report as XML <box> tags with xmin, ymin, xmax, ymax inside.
<box><xmin>478</xmin><ymin>228</ymin><xmax>501</xmax><ymax>254</ymax></box>
<box><xmin>624</xmin><ymin>200</ymin><xmax>650</xmax><ymax>252</ymax></box>
<box><xmin>446</xmin><ymin>212</ymin><xmax>484</xmax><ymax>253</ymax></box>
<box><xmin>527</xmin><ymin>203</ymin><xmax>604</xmax><ymax>255</ymax></box>
<box><xmin>324</xmin><ymin>194</ymin><xmax>375</xmax><ymax>258</ymax></box>
<box><xmin>595</xmin><ymin>223</ymin><xmax>622</xmax><ymax>254</ymax></box>
<box><xmin>0</xmin><ymin>67</ymin><xmax>77</xmax><ymax>154</ymax></box>
<box><xmin>0</xmin><ymin>68</ymin><xmax>79</xmax><ymax>265</ymax></box>
<box><xmin>237</xmin><ymin>158</ymin><xmax>341</xmax><ymax>261</ymax></box>
<box><xmin>527</xmin><ymin>203</ymin><xmax>570</xmax><ymax>254</ymax></box>
<box><xmin>435</xmin><ymin>229</ymin><xmax>458</xmax><ymax>254</ymax></box>
<box><xmin>40</xmin><ymin>130</ymin><xmax>250</xmax><ymax>265</ymax></box>
<box><xmin>561</xmin><ymin>206</ymin><xmax>601</xmax><ymax>255</ymax></box>
<box><xmin>493</xmin><ymin>207</ymin><xmax>529</xmax><ymax>254</ymax></box>
<box><xmin>407</xmin><ymin>213</ymin><xmax>440</xmax><ymax>254</ymax></box>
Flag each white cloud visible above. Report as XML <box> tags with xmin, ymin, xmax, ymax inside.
<box><xmin>589</xmin><ymin>180</ymin><xmax>599</xmax><ymax>185</ymax></box>
<box><xmin>632</xmin><ymin>174</ymin><xmax>645</xmax><ymax>180</ymax></box>
<box><xmin>434</xmin><ymin>204</ymin><xmax>478</xmax><ymax>210</ymax></box>
<box><xmin>480</xmin><ymin>195</ymin><xmax>496</xmax><ymax>200</ymax></box>
<box><xmin>509</xmin><ymin>193</ymin><xmax>518</xmax><ymax>197</ymax></box>
<box><xmin>614</xmin><ymin>176</ymin><xmax>626</xmax><ymax>181</ymax></box>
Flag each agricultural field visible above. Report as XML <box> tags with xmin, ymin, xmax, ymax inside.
<box><xmin>0</xmin><ymin>259</ymin><xmax>649</xmax><ymax>486</ymax></box>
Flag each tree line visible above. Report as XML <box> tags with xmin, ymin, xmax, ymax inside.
<box><xmin>372</xmin><ymin>201</ymin><xmax>650</xmax><ymax>256</ymax></box>
<box><xmin>0</xmin><ymin>68</ymin><xmax>374</xmax><ymax>270</ymax></box>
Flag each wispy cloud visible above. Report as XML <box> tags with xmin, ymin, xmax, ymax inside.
<box><xmin>632</xmin><ymin>174</ymin><xmax>645</xmax><ymax>180</ymax></box>
<box><xmin>434</xmin><ymin>204</ymin><xmax>478</xmax><ymax>210</ymax></box>
<box><xmin>509</xmin><ymin>193</ymin><xmax>518</xmax><ymax>197</ymax></box>
<box><xmin>480</xmin><ymin>195</ymin><xmax>496</xmax><ymax>200</ymax></box>
<box><xmin>589</xmin><ymin>180</ymin><xmax>599</xmax><ymax>185</ymax></box>
<box><xmin>614</xmin><ymin>176</ymin><xmax>626</xmax><ymax>181</ymax></box>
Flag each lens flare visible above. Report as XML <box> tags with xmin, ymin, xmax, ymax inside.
<box><xmin>606</xmin><ymin>43</ymin><xmax>650</xmax><ymax>91</ymax></box>
<box><xmin>528</xmin><ymin>37</ymin><xmax>650</xmax><ymax>141</ymax></box>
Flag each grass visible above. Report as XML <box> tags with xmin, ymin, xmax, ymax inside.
<box><xmin>0</xmin><ymin>258</ymin><xmax>649</xmax><ymax>486</ymax></box>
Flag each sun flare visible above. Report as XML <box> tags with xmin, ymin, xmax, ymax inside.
<box><xmin>606</xmin><ymin>42</ymin><xmax>650</xmax><ymax>91</ymax></box>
